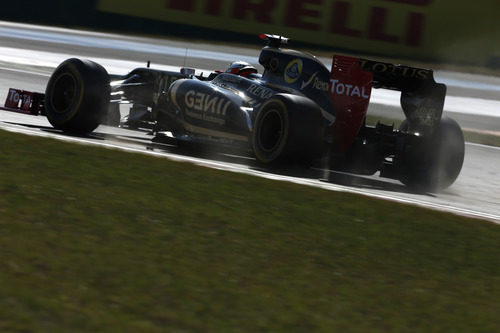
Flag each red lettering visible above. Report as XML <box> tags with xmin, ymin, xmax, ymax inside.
<box><xmin>406</xmin><ymin>12</ymin><xmax>424</xmax><ymax>46</ymax></box>
<box><xmin>166</xmin><ymin>0</ymin><xmax>195</xmax><ymax>11</ymax></box>
<box><xmin>331</xmin><ymin>2</ymin><xmax>362</xmax><ymax>37</ymax></box>
<box><xmin>204</xmin><ymin>0</ymin><xmax>222</xmax><ymax>16</ymax></box>
<box><xmin>233</xmin><ymin>0</ymin><xmax>278</xmax><ymax>24</ymax></box>
<box><xmin>285</xmin><ymin>0</ymin><xmax>322</xmax><ymax>31</ymax></box>
<box><xmin>382</xmin><ymin>0</ymin><xmax>433</xmax><ymax>5</ymax></box>
<box><xmin>368</xmin><ymin>7</ymin><xmax>399</xmax><ymax>43</ymax></box>
<box><xmin>163</xmin><ymin>0</ymin><xmax>427</xmax><ymax>49</ymax></box>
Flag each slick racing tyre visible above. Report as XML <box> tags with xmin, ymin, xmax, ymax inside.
<box><xmin>252</xmin><ymin>94</ymin><xmax>325</xmax><ymax>165</ymax></box>
<box><xmin>398</xmin><ymin>117</ymin><xmax>465</xmax><ymax>192</ymax></box>
<box><xmin>45</xmin><ymin>58</ymin><xmax>110</xmax><ymax>133</ymax></box>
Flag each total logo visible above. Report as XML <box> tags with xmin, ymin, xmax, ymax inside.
<box><xmin>329</xmin><ymin>79</ymin><xmax>371</xmax><ymax>99</ymax></box>
<box><xmin>5</xmin><ymin>88</ymin><xmax>32</xmax><ymax>110</ymax></box>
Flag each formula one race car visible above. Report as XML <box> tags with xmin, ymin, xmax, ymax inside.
<box><xmin>2</xmin><ymin>34</ymin><xmax>465</xmax><ymax>191</ymax></box>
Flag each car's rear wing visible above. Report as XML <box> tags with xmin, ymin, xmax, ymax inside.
<box><xmin>360</xmin><ymin>58</ymin><xmax>446</xmax><ymax>135</ymax></box>
<box><xmin>330</xmin><ymin>56</ymin><xmax>446</xmax><ymax>143</ymax></box>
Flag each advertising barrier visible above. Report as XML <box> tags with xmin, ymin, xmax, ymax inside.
<box><xmin>97</xmin><ymin>0</ymin><xmax>499</xmax><ymax>67</ymax></box>
<box><xmin>2</xmin><ymin>0</ymin><xmax>98</xmax><ymax>27</ymax></box>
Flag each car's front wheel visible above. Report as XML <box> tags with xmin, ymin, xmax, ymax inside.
<box><xmin>45</xmin><ymin>58</ymin><xmax>110</xmax><ymax>134</ymax></box>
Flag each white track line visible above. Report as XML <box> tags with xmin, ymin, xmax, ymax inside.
<box><xmin>0</xmin><ymin>66</ymin><xmax>51</xmax><ymax>77</ymax></box>
<box><xmin>1</xmin><ymin>44</ymin><xmax>499</xmax><ymax>118</ymax></box>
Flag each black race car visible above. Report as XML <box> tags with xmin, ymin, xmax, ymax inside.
<box><xmin>2</xmin><ymin>34</ymin><xmax>465</xmax><ymax>191</ymax></box>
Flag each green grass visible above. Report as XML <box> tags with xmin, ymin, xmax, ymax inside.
<box><xmin>0</xmin><ymin>129</ymin><xmax>499</xmax><ymax>332</ymax></box>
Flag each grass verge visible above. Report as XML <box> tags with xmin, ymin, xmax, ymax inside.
<box><xmin>0</xmin><ymin>129</ymin><xmax>499</xmax><ymax>332</ymax></box>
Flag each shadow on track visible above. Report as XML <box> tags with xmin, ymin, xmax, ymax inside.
<box><xmin>9</xmin><ymin>121</ymin><xmax>434</xmax><ymax>197</ymax></box>
<box><xmin>145</xmin><ymin>134</ymin><xmax>435</xmax><ymax>197</ymax></box>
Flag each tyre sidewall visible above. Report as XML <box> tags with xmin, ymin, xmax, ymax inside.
<box><xmin>252</xmin><ymin>99</ymin><xmax>290</xmax><ymax>164</ymax></box>
<box><xmin>45</xmin><ymin>60</ymin><xmax>86</xmax><ymax>126</ymax></box>
<box><xmin>252</xmin><ymin>95</ymin><xmax>325</xmax><ymax>165</ymax></box>
<box><xmin>45</xmin><ymin>58</ymin><xmax>110</xmax><ymax>133</ymax></box>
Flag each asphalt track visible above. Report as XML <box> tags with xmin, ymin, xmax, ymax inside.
<box><xmin>0</xmin><ymin>21</ymin><xmax>499</xmax><ymax>223</ymax></box>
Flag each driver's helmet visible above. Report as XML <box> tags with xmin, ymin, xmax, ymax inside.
<box><xmin>225</xmin><ymin>61</ymin><xmax>258</xmax><ymax>77</ymax></box>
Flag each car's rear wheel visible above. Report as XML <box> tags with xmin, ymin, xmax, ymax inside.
<box><xmin>253</xmin><ymin>101</ymin><xmax>289</xmax><ymax>163</ymax></box>
<box><xmin>45</xmin><ymin>58</ymin><xmax>110</xmax><ymax>133</ymax></box>
<box><xmin>397</xmin><ymin>116</ymin><xmax>465</xmax><ymax>191</ymax></box>
<box><xmin>252</xmin><ymin>95</ymin><xmax>324</xmax><ymax>165</ymax></box>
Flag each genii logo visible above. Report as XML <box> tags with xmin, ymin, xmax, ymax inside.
<box><xmin>284</xmin><ymin>59</ymin><xmax>303</xmax><ymax>84</ymax></box>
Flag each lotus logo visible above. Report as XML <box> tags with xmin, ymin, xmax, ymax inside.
<box><xmin>284</xmin><ymin>59</ymin><xmax>303</xmax><ymax>84</ymax></box>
